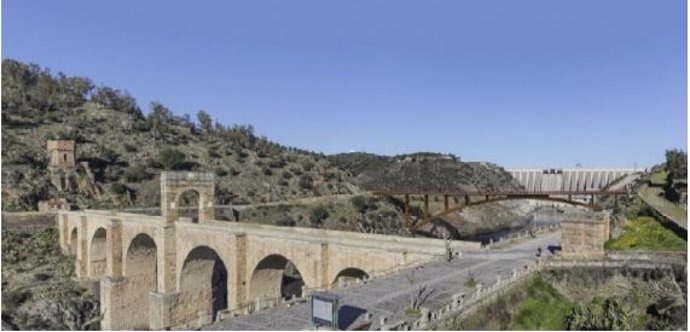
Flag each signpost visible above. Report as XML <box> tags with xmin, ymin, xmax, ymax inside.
<box><xmin>311</xmin><ymin>292</ymin><xmax>340</xmax><ymax>330</ymax></box>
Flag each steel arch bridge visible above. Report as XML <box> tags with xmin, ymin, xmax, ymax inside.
<box><xmin>373</xmin><ymin>190</ymin><xmax>627</xmax><ymax>231</ymax></box>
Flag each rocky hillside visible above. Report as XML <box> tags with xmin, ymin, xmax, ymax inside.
<box><xmin>329</xmin><ymin>152</ymin><xmax>521</xmax><ymax>192</ymax></box>
<box><xmin>1</xmin><ymin>59</ymin><xmax>527</xmax><ymax>240</ymax></box>
<box><xmin>1</xmin><ymin>59</ymin><xmax>357</xmax><ymax>211</ymax></box>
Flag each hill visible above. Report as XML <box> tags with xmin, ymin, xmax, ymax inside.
<box><xmin>1</xmin><ymin>58</ymin><xmax>525</xmax><ymax>240</ymax></box>
<box><xmin>329</xmin><ymin>152</ymin><xmax>521</xmax><ymax>192</ymax></box>
<box><xmin>1</xmin><ymin>59</ymin><xmax>356</xmax><ymax>211</ymax></box>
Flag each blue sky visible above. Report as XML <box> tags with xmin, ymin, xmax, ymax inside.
<box><xmin>3</xmin><ymin>0</ymin><xmax>686</xmax><ymax>168</ymax></box>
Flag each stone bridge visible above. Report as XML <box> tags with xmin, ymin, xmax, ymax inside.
<box><xmin>57</xmin><ymin>172</ymin><xmax>479</xmax><ymax>330</ymax></box>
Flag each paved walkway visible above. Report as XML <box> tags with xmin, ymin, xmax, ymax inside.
<box><xmin>205</xmin><ymin>232</ymin><xmax>561</xmax><ymax>330</ymax></box>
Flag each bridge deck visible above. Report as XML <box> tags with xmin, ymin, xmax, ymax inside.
<box><xmin>205</xmin><ymin>233</ymin><xmax>561</xmax><ymax>330</ymax></box>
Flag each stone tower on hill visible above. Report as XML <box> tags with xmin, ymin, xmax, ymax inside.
<box><xmin>47</xmin><ymin>140</ymin><xmax>76</xmax><ymax>170</ymax></box>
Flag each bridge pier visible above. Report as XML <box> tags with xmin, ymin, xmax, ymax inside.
<box><xmin>100</xmin><ymin>276</ymin><xmax>128</xmax><ymax>330</ymax></box>
<box><xmin>149</xmin><ymin>291</ymin><xmax>180</xmax><ymax>329</ymax></box>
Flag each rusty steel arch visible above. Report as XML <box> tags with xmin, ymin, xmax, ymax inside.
<box><xmin>409</xmin><ymin>195</ymin><xmax>595</xmax><ymax>232</ymax></box>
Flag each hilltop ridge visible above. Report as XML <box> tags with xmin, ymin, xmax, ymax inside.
<box><xmin>1</xmin><ymin>59</ymin><xmax>520</xmax><ymax>216</ymax></box>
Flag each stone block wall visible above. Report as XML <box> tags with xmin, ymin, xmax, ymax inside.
<box><xmin>560</xmin><ymin>212</ymin><xmax>609</xmax><ymax>260</ymax></box>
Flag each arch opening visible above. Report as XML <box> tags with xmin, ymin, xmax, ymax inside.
<box><xmin>179</xmin><ymin>246</ymin><xmax>228</xmax><ymax>322</ymax></box>
<box><xmin>123</xmin><ymin>234</ymin><xmax>158</xmax><ymax>329</ymax></box>
<box><xmin>69</xmin><ymin>227</ymin><xmax>78</xmax><ymax>255</ymax></box>
<box><xmin>177</xmin><ymin>190</ymin><xmax>200</xmax><ymax>223</ymax></box>
<box><xmin>332</xmin><ymin>268</ymin><xmax>369</xmax><ymax>288</ymax></box>
<box><xmin>249</xmin><ymin>255</ymin><xmax>305</xmax><ymax>304</ymax></box>
<box><xmin>89</xmin><ymin>228</ymin><xmax>107</xmax><ymax>278</ymax></box>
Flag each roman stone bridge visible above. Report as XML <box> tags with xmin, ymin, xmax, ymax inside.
<box><xmin>57</xmin><ymin>172</ymin><xmax>479</xmax><ymax>330</ymax></box>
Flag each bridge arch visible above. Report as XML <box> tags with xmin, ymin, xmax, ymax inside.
<box><xmin>411</xmin><ymin>196</ymin><xmax>594</xmax><ymax>231</ymax></box>
<box><xmin>178</xmin><ymin>245</ymin><xmax>228</xmax><ymax>322</ymax></box>
<box><xmin>123</xmin><ymin>233</ymin><xmax>158</xmax><ymax>329</ymax></box>
<box><xmin>248</xmin><ymin>254</ymin><xmax>306</xmax><ymax>303</ymax></box>
<box><xmin>89</xmin><ymin>227</ymin><xmax>107</xmax><ymax>278</ymax></box>
<box><xmin>332</xmin><ymin>267</ymin><xmax>369</xmax><ymax>288</ymax></box>
<box><xmin>160</xmin><ymin>172</ymin><xmax>215</xmax><ymax>225</ymax></box>
<box><xmin>176</xmin><ymin>189</ymin><xmax>201</xmax><ymax>223</ymax></box>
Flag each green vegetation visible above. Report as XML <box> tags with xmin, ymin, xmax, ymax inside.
<box><xmin>605</xmin><ymin>217</ymin><xmax>686</xmax><ymax>251</ymax></box>
<box><xmin>404</xmin><ymin>307</ymin><xmax>422</xmax><ymax>317</ymax></box>
<box><xmin>665</xmin><ymin>149</ymin><xmax>687</xmax><ymax>180</ymax></box>
<box><xmin>329</xmin><ymin>152</ymin><xmax>520</xmax><ymax>192</ymax></box>
<box><xmin>2</xmin><ymin>227</ymin><xmax>99</xmax><ymax>330</ymax></box>
<box><xmin>649</xmin><ymin>169</ymin><xmax>669</xmax><ymax>186</ymax></box>
<box><xmin>637</xmin><ymin>185</ymin><xmax>687</xmax><ymax>227</ymax></box>
<box><xmin>463</xmin><ymin>278</ymin><xmax>477</xmax><ymax>289</ymax></box>
<box><xmin>309</xmin><ymin>205</ymin><xmax>329</xmax><ymax>226</ymax></box>
<box><xmin>564</xmin><ymin>297</ymin><xmax>632</xmax><ymax>330</ymax></box>
<box><xmin>512</xmin><ymin>276</ymin><xmax>573</xmax><ymax>330</ymax></box>
<box><xmin>1</xmin><ymin>59</ymin><xmax>356</xmax><ymax>211</ymax></box>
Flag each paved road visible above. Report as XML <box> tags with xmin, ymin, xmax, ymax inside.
<box><xmin>205</xmin><ymin>232</ymin><xmax>561</xmax><ymax>330</ymax></box>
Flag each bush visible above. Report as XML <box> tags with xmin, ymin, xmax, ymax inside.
<box><xmin>123</xmin><ymin>165</ymin><xmax>151</xmax><ymax>183</ymax></box>
<box><xmin>310</xmin><ymin>206</ymin><xmax>329</xmax><ymax>226</ymax></box>
<box><xmin>351</xmin><ymin>196</ymin><xmax>367</xmax><ymax>214</ymax></box>
<box><xmin>123</xmin><ymin>142</ymin><xmax>138</xmax><ymax>153</ymax></box>
<box><xmin>275</xmin><ymin>216</ymin><xmax>296</xmax><ymax>227</ymax></box>
<box><xmin>282</xmin><ymin>170</ymin><xmax>293</xmax><ymax>179</ymax></box>
<box><xmin>302</xmin><ymin>160</ymin><xmax>314</xmax><ymax>172</ymax></box>
<box><xmin>111</xmin><ymin>183</ymin><xmax>129</xmax><ymax>195</ymax></box>
<box><xmin>99</xmin><ymin>147</ymin><xmax>120</xmax><ymax>164</ymax></box>
<box><xmin>262</xmin><ymin>167</ymin><xmax>273</xmax><ymax>176</ymax></box>
<box><xmin>299</xmin><ymin>173</ymin><xmax>314</xmax><ymax>190</ymax></box>
<box><xmin>158</xmin><ymin>148</ymin><xmax>186</xmax><ymax>170</ymax></box>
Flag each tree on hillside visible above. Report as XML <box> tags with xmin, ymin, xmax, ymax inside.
<box><xmin>56</xmin><ymin>73</ymin><xmax>94</xmax><ymax>108</ymax></box>
<box><xmin>147</xmin><ymin>102</ymin><xmax>174</xmax><ymax>143</ymax></box>
<box><xmin>91</xmin><ymin>86</ymin><xmax>143</xmax><ymax>119</ymax></box>
<box><xmin>664</xmin><ymin>149</ymin><xmax>687</xmax><ymax>204</ymax></box>
<box><xmin>197</xmin><ymin>110</ymin><xmax>213</xmax><ymax>135</ymax></box>
<box><xmin>665</xmin><ymin>149</ymin><xmax>687</xmax><ymax>179</ymax></box>
<box><xmin>158</xmin><ymin>148</ymin><xmax>186</xmax><ymax>170</ymax></box>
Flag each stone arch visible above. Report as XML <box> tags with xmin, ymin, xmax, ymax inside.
<box><xmin>89</xmin><ymin>227</ymin><xmax>107</xmax><ymax>278</ymax></box>
<box><xmin>178</xmin><ymin>246</ymin><xmax>228</xmax><ymax>322</ymax></box>
<box><xmin>332</xmin><ymin>268</ymin><xmax>369</xmax><ymax>288</ymax></box>
<box><xmin>248</xmin><ymin>254</ymin><xmax>306</xmax><ymax>303</ymax></box>
<box><xmin>176</xmin><ymin>189</ymin><xmax>200</xmax><ymax>223</ymax></box>
<box><xmin>69</xmin><ymin>227</ymin><xmax>78</xmax><ymax>255</ymax></box>
<box><xmin>123</xmin><ymin>233</ymin><xmax>158</xmax><ymax>329</ymax></box>
<box><xmin>160</xmin><ymin>172</ymin><xmax>214</xmax><ymax>225</ymax></box>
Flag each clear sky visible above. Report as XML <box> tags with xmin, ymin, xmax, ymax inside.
<box><xmin>2</xmin><ymin>0</ymin><xmax>686</xmax><ymax>168</ymax></box>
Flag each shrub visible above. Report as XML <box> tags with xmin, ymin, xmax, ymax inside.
<box><xmin>100</xmin><ymin>147</ymin><xmax>120</xmax><ymax>164</ymax></box>
<box><xmin>158</xmin><ymin>148</ymin><xmax>185</xmax><ymax>170</ymax></box>
<box><xmin>262</xmin><ymin>167</ymin><xmax>273</xmax><ymax>176</ymax></box>
<box><xmin>302</xmin><ymin>160</ymin><xmax>315</xmax><ymax>172</ymax></box>
<box><xmin>299</xmin><ymin>173</ymin><xmax>314</xmax><ymax>190</ymax></box>
<box><xmin>123</xmin><ymin>142</ymin><xmax>138</xmax><ymax>152</ymax></box>
<box><xmin>351</xmin><ymin>196</ymin><xmax>367</xmax><ymax>214</ymax></box>
<box><xmin>281</xmin><ymin>170</ymin><xmax>293</xmax><ymax>179</ymax></box>
<box><xmin>123</xmin><ymin>165</ymin><xmax>151</xmax><ymax>183</ymax></box>
<box><xmin>310</xmin><ymin>206</ymin><xmax>329</xmax><ymax>226</ymax></box>
<box><xmin>275</xmin><ymin>216</ymin><xmax>296</xmax><ymax>227</ymax></box>
<box><xmin>215</xmin><ymin>168</ymin><xmax>228</xmax><ymax>177</ymax></box>
<box><xmin>268</xmin><ymin>158</ymin><xmax>286</xmax><ymax>168</ymax></box>
<box><xmin>111</xmin><ymin>183</ymin><xmax>129</xmax><ymax>195</ymax></box>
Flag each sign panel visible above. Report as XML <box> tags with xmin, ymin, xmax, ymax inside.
<box><xmin>312</xmin><ymin>298</ymin><xmax>333</xmax><ymax>322</ymax></box>
<box><xmin>311</xmin><ymin>292</ymin><xmax>340</xmax><ymax>330</ymax></box>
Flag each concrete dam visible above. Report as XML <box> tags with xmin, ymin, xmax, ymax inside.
<box><xmin>507</xmin><ymin>168</ymin><xmax>639</xmax><ymax>192</ymax></box>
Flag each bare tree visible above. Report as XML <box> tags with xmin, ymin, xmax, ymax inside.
<box><xmin>407</xmin><ymin>266</ymin><xmax>433</xmax><ymax>311</ymax></box>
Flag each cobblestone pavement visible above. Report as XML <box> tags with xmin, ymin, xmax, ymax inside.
<box><xmin>206</xmin><ymin>232</ymin><xmax>561</xmax><ymax>330</ymax></box>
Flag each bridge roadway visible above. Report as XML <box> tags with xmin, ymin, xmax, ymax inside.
<box><xmin>206</xmin><ymin>232</ymin><xmax>561</xmax><ymax>330</ymax></box>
